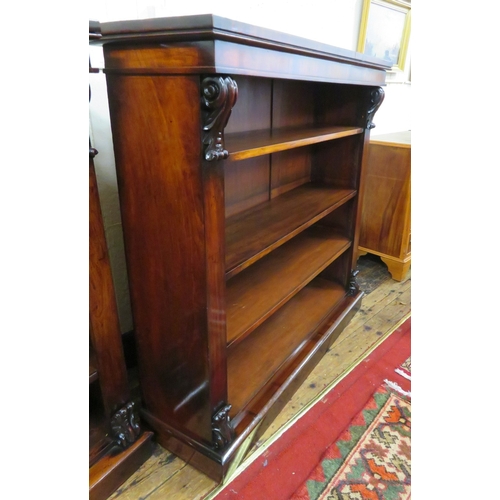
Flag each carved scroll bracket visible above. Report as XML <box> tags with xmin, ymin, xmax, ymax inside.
<box><xmin>347</xmin><ymin>269</ymin><xmax>360</xmax><ymax>296</ymax></box>
<box><xmin>201</xmin><ymin>76</ymin><xmax>238</xmax><ymax>162</ymax></box>
<box><xmin>366</xmin><ymin>87</ymin><xmax>385</xmax><ymax>130</ymax></box>
<box><xmin>110</xmin><ymin>401</ymin><xmax>141</xmax><ymax>449</ymax></box>
<box><xmin>212</xmin><ymin>403</ymin><xmax>234</xmax><ymax>450</ymax></box>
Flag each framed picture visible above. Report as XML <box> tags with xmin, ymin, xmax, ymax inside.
<box><xmin>357</xmin><ymin>0</ymin><xmax>411</xmax><ymax>72</ymax></box>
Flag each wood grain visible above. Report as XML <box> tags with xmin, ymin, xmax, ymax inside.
<box><xmin>225</xmin><ymin>125</ymin><xmax>362</xmax><ymax>161</ymax></box>
<box><xmin>359</xmin><ymin>132</ymin><xmax>411</xmax><ymax>280</ymax></box>
<box><xmin>227</xmin><ymin>278</ymin><xmax>346</xmax><ymax>417</ymax></box>
<box><xmin>227</xmin><ymin>226</ymin><xmax>350</xmax><ymax>347</ymax></box>
<box><xmin>89</xmin><ymin>160</ymin><xmax>130</xmax><ymax>415</ymax></box>
<box><xmin>225</xmin><ymin>184</ymin><xmax>356</xmax><ymax>278</ymax></box>
<box><xmin>106</xmin><ymin>74</ymin><xmax>213</xmax><ymax>440</ymax></box>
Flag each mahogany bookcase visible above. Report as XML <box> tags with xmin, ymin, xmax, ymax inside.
<box><xmin>92</xmin><ymin>14</ymin><xmax>390</xmax><ymax>481</ymax></box>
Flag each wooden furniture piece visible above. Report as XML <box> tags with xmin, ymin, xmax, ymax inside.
<box><xmin>89</xmin><ymin>20</ymin><xmax>153</xmax><ymax>500</ymax></box>
<box><xmin>358</xmin><ymin>130</ymin><xmax>411</xmax><ymax>280</ymax></box>
<box><xmin>93</xmin><ymin>14</ymin><xmax>390</xmax><ymax>482</ymax></box>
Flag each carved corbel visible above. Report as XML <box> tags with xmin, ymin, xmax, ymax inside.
<box><xmin>347</xmin><ymin>269</ymin><xmax>360</xmax><ymax>296</ymax></box>
<box><xmin>201</xmin><ymin>76</ymin><xmax>238</xmax><ymax>161</ymax></box>
<box><xmin>212</xmin><ymin>403</ymin><xmax>234</xmax><ymax>450</ymax></box>
<box><xmin>110</xmin><ymin>401</ymin><xmax>141</xmax><ymax>449</ymax></box>
<box><xmin>366</xmin><ymin>87</ymin><xmax>385</xmax><ymax>130</ymax></box>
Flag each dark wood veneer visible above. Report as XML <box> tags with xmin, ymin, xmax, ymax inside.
<box><xmin>225</xmin><ymin>125</ymin><xmax>363</xmax><ymax>161</ymax></box>
<box><xmin>225</xmin><ymin>185</ymin><xmax>356</xmax><ymax>278</ymax></box>
<box><xmin>93</xmin><ymin>15</ymin><xmax>388</xmax><ymax>482</ymax></box>
<box><xmin>226</xmin><ymin>226</ymin><xmax>351</xmax><ymax>347</ymax></box>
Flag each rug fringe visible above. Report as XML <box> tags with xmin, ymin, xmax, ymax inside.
<box><xmin>384</xmin><ymin>378</ymin><xmax>411</xmax><ymax>397</ymax></box>
<box><xmin>395</xmin><ymin>368</ymin><xmax>411</xmax><ymax>381</ymax></box>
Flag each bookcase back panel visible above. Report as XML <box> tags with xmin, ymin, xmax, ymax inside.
<box><xmin>318</xmin><ymin>249</ymin><xmax>353</xmax><ymax>289</ymax></box>
<box><xmin>315</xmin><ymin>84</ymin><xmax>370</xmax><ymax>127</ymax></box>
<box><xmin>270</xmin><ymin>148</ymin><xmax>312</xmax><ymax>198</ymax></box>
<box><xmin>224</xmin><ymin>156</ymin><xmax>270</xmax><ymax>218</ymax></box>
<box><xmin>312</xmin><ymin>135</ymin><xmax>363</xmax><ymax>189</ymax></box>
<box><xmin>272</xmin><ymin>79</ymin><xmax>315</xmax><ymax>128</ymax></box>
<box><xmin>224</xmin><ymin>76</ymin><xmax>272</xmax><ymax>134</ymax></box>
<box><xmin>319</xmin><ymin>198</ymin><xmax>357</xmax><ymax>241</ymax></box>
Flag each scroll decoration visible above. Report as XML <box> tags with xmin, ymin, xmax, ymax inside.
<box><xmin>212</xmin><ymin>403</ymin><xmax>234</xmax><ymax>450</ymax></box>
<box><xmin>347</xmin><ymin>269</ymin><xmax>360</xmax><ymax>296</ymax></box>
<box><xmin>201</xmin><ymin>76</ymin><xmax>238</xmax><ymax>161</ymax></box>
<box><xmin>366</xmin><ymin>87</ymin><xmax>385</xmax><ymax>129</ymax></box>
<box><xmin>110</xmin><ymin>401</ymin><xmax>141</xmax><ymax>449</ymax></box>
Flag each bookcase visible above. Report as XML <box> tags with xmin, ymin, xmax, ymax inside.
<box><xmin>93</xmin><ymin>14</ymin><xmax>390</xmax><ymax>481</ymax></box>
<box><xmin>89</xmin><ymin>21</ymin><xmax>153</xmax><ymax>500</ymax></box>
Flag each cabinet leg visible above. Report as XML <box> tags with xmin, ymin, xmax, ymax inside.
<box><xmin>357</xmin><ymin>249</ymin><xmax>368</xmax><ymax>259</ymax></box>
<box><xmin>380</xmin><ymin>257</ymin><xmax>410</xmax><ymax>281</ymax></box>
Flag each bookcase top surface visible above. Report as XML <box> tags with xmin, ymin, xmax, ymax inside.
<box><xmin>95</xmin><ymin>14</ymin><xmax>392</xmax><ymax>72</ymax></box>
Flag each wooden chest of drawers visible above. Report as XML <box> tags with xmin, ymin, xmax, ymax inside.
<box><xmin>358</xmin><ymin>131</ymin><xmax>411</xmax><ymax>280</ymax></box>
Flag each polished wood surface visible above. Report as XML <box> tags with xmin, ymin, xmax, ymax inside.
<box><xmin>227</xmin><ymin>226</ymin><xmax>350</xmax><ymax>347</ymax></box>
<box><xmin>228</xmin><ymin>278</ymin><xmax>346</xmax><ymax>416</ymax></box>
<box><xmin>359</xmin><ymin>131</ymin><xmax>411</xmax><ymax>280</ymax></box>
<box><xmin>89</xmin><ymin>148</ymin><xmax>154</xmax><ymax>500</ymax></box>
<box><xmin>106</xmin><ymin>73</ymin><xmax>216</xmax><ymax>441</ymax></box>
<box><xmin>371</xmin><ymin>130</ymin><xmax>411</xmax><ymax>146</ymax></box>
<box><xmin>89</xmin><ymin>159</ymin><xmax>129</xmax><ymax>415</ymax></box>
<box><xmin>225</xmin><ymin>125</ymin><xmax>363</xmax><ymax>161</ymax></box>
<box><xmin>97</xmin><ymin>15</ymin><xmax>391</xmax><ymax>85</ymax></box>
<box><xmin>96</xmin><ymin>14</ymin><xmax>388</xmax><ymax>482</ymax></box>
<box><xmin>225</xmin><ymin>185</ymin><xmax>356</xmax><ymax>278</ymax></box>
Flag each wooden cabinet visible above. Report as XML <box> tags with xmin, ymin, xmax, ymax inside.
<box><xmin>358</xmin><ymin>131</ymin><xmax>411</xmax><ymax>280</ymax></box>
<box><xmin>89</xmin><ymin>21</ymin><xmax>153</xmax><ymax>500</ymax></box>
<box><xmin>93</xmin><ymin>15</ymin><xmax>390</xmax><ymax>482</ymax></box>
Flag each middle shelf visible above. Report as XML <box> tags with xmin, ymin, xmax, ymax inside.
<box><xmin>227</xmin><ymin>224</ymin><xmax>351</xmax><ymax>347</ymax></box>
<box><xmin>225</xmin><ymin>183</ymin><xmax>357</xmax><ymax>278</ymax></box>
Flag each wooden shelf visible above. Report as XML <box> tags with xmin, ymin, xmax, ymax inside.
<box><xmin>227</xmin><ymin>225</ymin><xmax>350</xmax><ymax>347</ymax></box>
<box><xmin>227</xmin><ymin>277</ymin><xmax>346</xmax><ymax>418</ymax></box>
<box><xmin>225</xmin><ymin>184</ymin><xmax>356</xmax><ymax>278</ymax></box>
<box><xmin>225</xmin><ymin>125</ymin><xmax>363</xmax><ymax>161</ymax></box>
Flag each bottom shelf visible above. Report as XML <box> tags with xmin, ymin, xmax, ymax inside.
<box><xmin>228</xmin><ymin>277</ymin><xmax>346</xmax><ymax>422</ymax></box>
<box><xmin>142</xmin><ymin>278</ymin><xmax>361</xmax><ymax>482</ymax></box>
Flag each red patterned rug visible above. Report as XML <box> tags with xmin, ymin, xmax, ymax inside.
<box><xmin>291</xmin><ymin>373</ymin><xmax>411</xmax><ymax>498</ymax></box>
<box><xmin>210</xmin><ymin>317</ymin><xmax>411</xmax><ymax>500</ymax></box>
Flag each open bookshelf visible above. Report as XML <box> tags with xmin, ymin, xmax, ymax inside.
<box><xmin>94</xmin><ymin>14</ymin><xmax>389</xmax><ymax>482</ymax></box>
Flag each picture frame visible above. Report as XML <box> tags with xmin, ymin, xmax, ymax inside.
<box><xmin>357</xmin><ymin>0</ymin><xmax>411</xmax><ymax>73</ymax></box>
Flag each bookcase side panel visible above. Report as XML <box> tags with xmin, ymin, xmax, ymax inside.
<box><xmin>105</xmin><ymin>74</ymin><xmax>213</xmax><ymax>442</ymax></box>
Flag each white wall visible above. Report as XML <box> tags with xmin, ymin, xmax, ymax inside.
<box><xmin>89</xmin><ymin>0</ymin><xmax>411</xmax><ymax>332</ymax></box>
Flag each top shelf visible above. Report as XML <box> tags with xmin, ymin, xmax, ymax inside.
<box><xmin>225</xmin><ymin>125</ymin><xmax>363</xmax><ymax>161</ymax></box>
